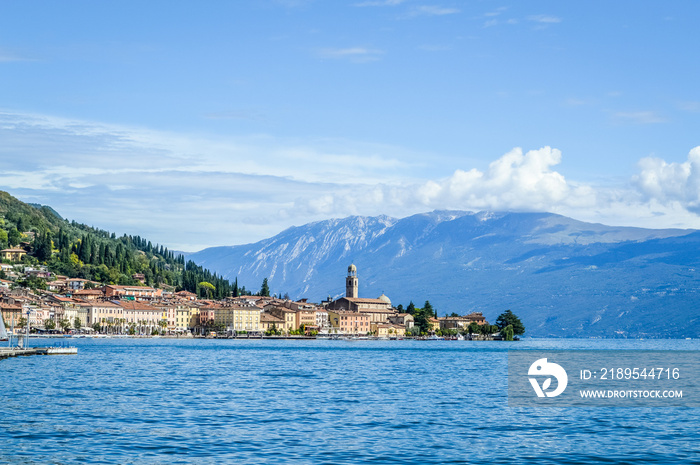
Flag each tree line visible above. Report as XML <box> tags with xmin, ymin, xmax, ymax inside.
<box><xmin>0</xmin><ymin>197</ymin><xmax>242</xmax><ymax>296</ymax></box>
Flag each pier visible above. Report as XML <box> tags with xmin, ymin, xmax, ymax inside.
<box><xmin>0</xmin><ymin>346</ymin><xmax>78</xmax><ymax>360</ymax></box>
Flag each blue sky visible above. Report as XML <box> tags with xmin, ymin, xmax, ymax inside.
<box><xmin>1</xmin><ymin>0</ymin><xmax>698</xmax><ymax>250</ymax></box>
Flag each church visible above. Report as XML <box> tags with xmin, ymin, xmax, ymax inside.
<box><xmin>326</xmin><ymin>264</ymin><xmax>397</xmax><ymax>323</ymax></box>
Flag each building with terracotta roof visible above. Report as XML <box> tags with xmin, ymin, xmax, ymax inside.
<box><xmin>388</xmin><ymin>313</ymin><xmax>415</xmax><ymax>329</ymax></box>
<box><xmin>260</xmin><ymin>312</ymin><xmax>285</xmax><ymax>333</ymax></box>
<box><xmin>264</xmin><ymin>305</ymin><xmax>296</xmax><ymax>333</ymax></box>
<box><xmin>1</xmin><ymin>248</ymin><xmax>26</xmax><ymax>262</ymax></box>
<box><xmin>371</xmin><ymin>322</ymin><xmax>406</xmax><ymax>338</ymax></box>
<box><xmin>78</xmin><ymin>301</ymin><xmax>124</xmax><ymax>331</ymax></box>
<box><xmin>175</xmin><ymin>290</ymin><xmax>197</xmax><ymax>301</ymax></box>
<box><xmin>326</xmin><ymin>264</ymin><xmax>397</xmax><ymax>323</ymax></box>
<box><xmin>103</xmin><ymin>285</ymin><xmax>160</xmax><ymax>300</ymax></box>
<box><xmin>115</xmin><ymin>300</ymin><xmax>163</xmax><ymax>334</ymax></box>
<box><xmin>328</xmin><ymin>310</ymin><xmax>371</xmax><ymax>335</ymax></box>
<box><xmin>0</xmin><ymin>303</ymin><xmax>22</xmax><ymax>328</ymax></box>
<box><xmin>214</xmin><ymin>304</ymin><xmax>261</xmax><ymax>332</ymax></box>
<box><xmin>71</xmin><ymin>289</ymin><xmax>105</xmax><ymax>301</ymax></box>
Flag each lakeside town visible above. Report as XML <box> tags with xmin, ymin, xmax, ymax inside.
<box><xmin>1</xmin><ymin>250</ymin><xmax>516</xmax><ymax>340</ymax></box>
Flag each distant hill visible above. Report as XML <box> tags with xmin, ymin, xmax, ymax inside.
<box><xmin>187</xmin><ymin>211</ymin><xmax>700</xmax><ymax>338</ymax></box>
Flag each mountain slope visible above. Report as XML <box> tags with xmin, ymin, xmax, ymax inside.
<box><xmin>187</xmin><ymin>211</ymin><xmax>700</xmax><ymax>338</ymax></box>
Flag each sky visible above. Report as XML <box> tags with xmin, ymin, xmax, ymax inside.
<box><xmin>0</xmin><ymin>0</ymin><xmax>698</xmax><ymax>251</ymax></box>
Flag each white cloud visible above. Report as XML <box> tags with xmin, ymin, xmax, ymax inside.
<box><xmin>0</xmin><ymin>48</ymin><xmax>34</xmax><ymax>63</ymax></box>
<box><xmin>354</xmin><ymin>0</ymin><xmax>405</xmax><ymax>6</ymax></box>
<box><xmin>484</xmin><ymin>7</ymin><xmax>508</xmax><ymax>17</ymax></box>
<box><xmin>405</xmin><ymin>5</ymin><xmax>460</xmax><ymax>17</ymax></box>
<box><xmin>634</xmin><ymin>147</ymin><xmax>700</xmax><ymax>212</ymax></box>
<box><xmin>3</xmin><ymin>109</ymin><xmax>700</xmax><ymax>250</ymax></box>
<box><xmin>317</xmin><ymin>47</ymin><xmax>384</xmax><ymax>62</ymax></box>
<box><xmin>613</xmin><ymin>111</ymin><xmax>665</xmax><ymax>124</ymax></box>
<box><xmin>296</xmin><ymin>147</ymin><xmax>597</xmax><ymax>216</ymax></box>
<box><xmin>677</xmin><ymin>101</ymin><xmax>700</xmax><ymax>113</ymax></box>
<box><xmin>527</xmin><ymin>15</ymin><xmax>562</xmax><ymax>24</ymax></box>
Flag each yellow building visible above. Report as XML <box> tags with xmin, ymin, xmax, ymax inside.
<box><xmin>1</xmin><ymin>248</ymin><xmax>26</xmax><ymax>262</ymax></box>
<box><xmin>428</xmin><ymin>318</ymin><xmax>441</xmax><ymax>333</ymax></box>
<box><xmin>264</xmin><ymin>305</ymin><xmax>297</xmax><ymax>333</ymax></box>
<box><xmin>215</xmin><ymin>305</ymin><xmax>261</xmax><ymax>332</ymax></box>
<box><xmin>188</xmin><ymin>306</ymin><xmax>200</xmax><ymax>329</ymax></box>
<box><xmin>260</xmin><ymin>313</ymin><xmax>285</xmax><ymax>332</ymax></box>
<box><xmin>371</xmin><ymin>323</ymin><xmax>406</xmax><ymax>338</ymax></box>
<box><xmin>176</xmin><ymin>306</ymin><xmax>191</xmax><ymax>332</ymax></box>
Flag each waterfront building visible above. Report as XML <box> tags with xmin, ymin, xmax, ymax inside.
<box><xmin>78</xmin><ymin>301</ymin><xmax>124</xmax><ymax>331</ymax></box>
<box><xmin>0</xmin><ymin>303</ymin><xmax>22</xmax><ymax>328</ymax></box>
<box><xmin>326</xmin><ymin>265</ymin><xmax>397</xmax><ymax>323</ymax></box>
<box><xmin>260</xmin><ymin>312</ymin><xmax>285</xmax><ymax>332</ymax></box>
<box><xmin>315</xmin><ymin>309</ymin><xmax>329</xmax><ymax>331</ymax></box>
<box><xmin>47</xmin><ymin>295</ymin><xmax>79</xmax><ymax>327</ymax></box>
<box><xmin>328</xmin><ymin>310</ymin><xmax>371</xmax><ymax>335</ymax></box>
<box><xmin>439</xmin><ymin>316</ymin><xmax>470</xmax><ymax>330</ymax></box>
<box><xmin>428</xmin><ymin>318</ymin><xmax>440</xmax><ymax>333</ymax></box>
<box><xmin>175</xmin><ymin>306</ymin><xmax>191</xmax><ymax>332</ymax></box>
<box><xmin>214</xmin><ymin>305</ymin><xmax>261</xmax><ymax>332</ymax></box>
<box><xmin>152</xmin><ymin>302</ymin><xmax>177</xmax><ymax>332</ymax></box>
<box><xmin>264</xmin><ymin>305</ymin><xmax>297</xmax><ymax>333</ymax></box>
<box><xmin>388</xmin><ymin>313</ymin><xmax>414</xmax><ymax>329</ymax></box>
<box><xmin>115</xmin><ymin>301</ymin><xmax>162</xmax><ymax>334</ymax></box>
<box><xmin>466</xmin><ymin>312</ymin><xmax>487</xmax><ymax>325</ymax></box>
<box><xmin>294</xmin><ymin>307</ymin><xmax>317</xmax><ymax>330</ymax></box>
<box><xmin>371</xmin><ymin>323</ymin><xmax>406</xmax><ymax>338</ymax></box>
<box><xmin>439</xmin><ymin>312</ymin><xmax>488</xmax><ymax>330</ymax></box>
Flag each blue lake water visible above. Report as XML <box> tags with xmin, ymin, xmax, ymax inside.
<box><xmin>1</xmin><ymin>338</ymin><xmax>699</xmax><ymax>464</ymax></box>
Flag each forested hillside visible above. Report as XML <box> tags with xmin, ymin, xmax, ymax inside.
<box><xmin>0</xmin><ymin>191</ymin><xmax>238</xmax><ymax>299</ymax></box>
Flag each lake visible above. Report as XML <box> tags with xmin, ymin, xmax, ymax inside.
<box><xmin>1</xmin><ymin>337</ymin><xmax>698</xmax><ymax>464</ymax></box>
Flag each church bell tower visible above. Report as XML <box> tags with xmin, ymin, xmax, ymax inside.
<box><xmin>346</xmin><ymin>264</ymin><xmax>358</xmax><ymax>298</ymax></box>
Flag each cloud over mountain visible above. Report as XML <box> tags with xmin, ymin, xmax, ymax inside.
<box><xmin>635</xmin><ymin>146</ymin><xmax>700</xmax><ymax>212</ymax></box>
<box><xmin>2</xmin><ymin>110</ymin><xmax>700</xmax><ymax>250</ymax></box>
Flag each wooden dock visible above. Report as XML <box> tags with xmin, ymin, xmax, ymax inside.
<box><xmin>0</xmin><ymin>347</ymin><xmax>78</xmax><ymax>360</ymax></box>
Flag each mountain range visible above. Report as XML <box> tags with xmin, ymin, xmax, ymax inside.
<box><xmin>186</xmin><ymin>210</ymin><xmax>700</xmax><ymax>338</ymax></box>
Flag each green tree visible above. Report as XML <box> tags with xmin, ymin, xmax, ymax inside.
<box><xmin>92</xmin><ymin>322</ymin><xmax>101</xmax><ymax>333</ymax></box>
<box><xmin>413</xmin><ymin>306</ymin><xmax>432</xmax><ymax>334</ymax></box>
<box><xmin>467</xmin><ymin>322</ymin><xmax>481</xmax><ymax>334</ymax></box>
<box><xmin>501</xmin><ymin>324</ymin><xmax>514</xmax><ymax>341</ymax></box>
<box><xmin>260</xmin><ymin>278</ymin><xmax>270</xmax><ymax>297</ymax></box>
<box><xmin>59</xmin><ymin>318</ymin><xmax>71</xmax><ymax>332</ymax></box>
<box><xmin>73</xmin><ymin>317</ymin><xmax>82</xmax><ymax>331</ymax></box>
<box><xmin>35</xmin><ymin>231</ymin><xmax>53</xmax><ymax>261</ymax></box>
<box><xmin>424</xmin><ymin>300</ymin><xmax>436</xmax><ymax>318</ymax></box>
<box><xmin>198</xmin><ymin>281</ymin><xmax>215</xmax><ymax>299</ymax></box>
<box><xmin>8</xmin><ymin>228</ymin><xmax>21</xmax><ymax>247</ymax></box>
<box><xmin>406</xmin><ymin>301</ymin><xmax>416</xmax><ymax>315</ymax></box>
<box><xmin>482</xmin><ymin>324</ymin><xmax>498</xmax><ymax>336</ymax></box>
<box><xmin>495</xmin><ymin>310</ymin><xmax>525</xmax><ymax>335</ymax></box>
<box><xmin>0</xmin><ymin>229</ymin><xmax>8</xmax><ymax>248</ymax></box>
<box><xmin>16</xmin><ymin>216</ymin><xmax>26</xmax><ymax>233</ymax></box>
<box><xmin>44</xmin><ymin>319</ymin><xmax>56</xmax><ymax>330</ymax></box>
<box><xmin>158</xmin><ymin>319</ymin><xmax>168</xmax><ymax>334</ymax></box>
